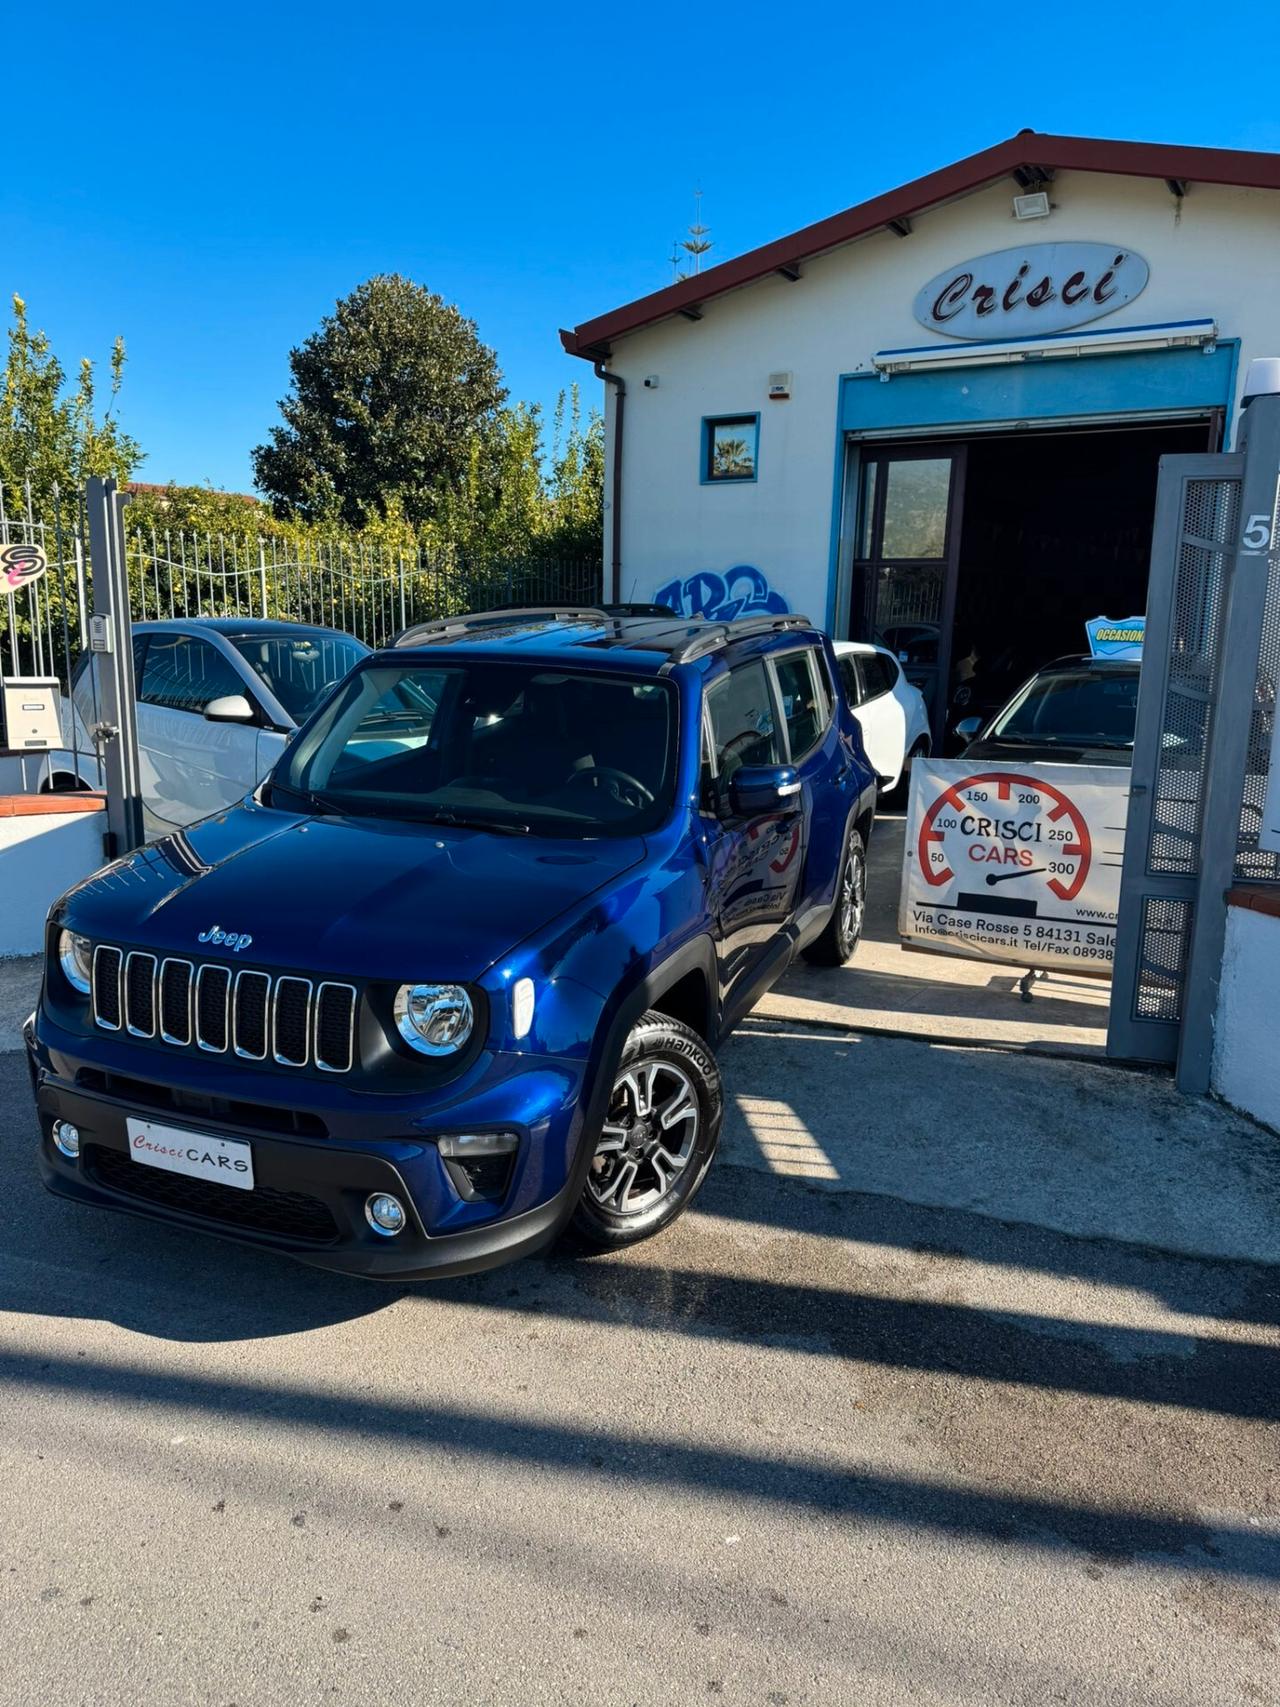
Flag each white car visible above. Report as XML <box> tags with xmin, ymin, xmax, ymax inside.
<box><xmin>56</xmin><ymin>618</ymin><xmax>368</xmax><ymax>835</ymax></box>
<box><xmin>832</xmin><ymin>639</ymin><xmax>931</xmax><ymax>799</ymax></box>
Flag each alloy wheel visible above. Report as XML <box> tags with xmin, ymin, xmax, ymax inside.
<box><xmin>587</xmin><ymin>1059</ymin><xmax>700</xmax><ymax>1216</ymax></box>
<box><xmin>840</xmin><ymin>844</ymin><xmax>866</xmax><ymax>949</ymax></box>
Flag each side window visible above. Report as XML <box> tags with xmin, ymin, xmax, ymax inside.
<box><xmin>857</xmin><ymin>653</ymin><xmax>897</xmax><ymax>702</ymax></box>
<box><xmin>705</xmin><ymin>662</ymin><xmax>781</xmax><ymax>806</ymax></box>
<box><xmin>837</xmin><ymin>655</ymin><xmax>862</xmax><ymax>709</ymax></box>
<box><xmin>139</xmin><ymin>635</ymin><xmax>248</xmax><ymax>715</ymax></box>
<box><xmin>773</xmin><ymin>650</ymin><xmax>826</xmax><ymax>759</ymax></box>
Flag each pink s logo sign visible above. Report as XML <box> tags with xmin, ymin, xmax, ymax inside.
<box><xmin>0</xmin><ymin>543</ymin><xmax>47</xmax><ymax>591</ymax></box>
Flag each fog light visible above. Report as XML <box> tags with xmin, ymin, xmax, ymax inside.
<box><xmin>364</xmin><ymin>1192</ymin><xmax>406</xmax><ymax>1236</ymax></box>
<box><xmin>52</xmin><ymin>1120</ymin><xmax>81</xmax><ymax>1160</ymax></box>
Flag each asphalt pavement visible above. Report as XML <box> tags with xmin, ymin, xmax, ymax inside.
<box><xmin>2</xmin><ymin>978</ymin><xmax>1278</xmax><ymax>1706</ymax></box>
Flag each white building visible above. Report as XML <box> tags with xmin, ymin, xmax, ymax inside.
<box><xmin>562</xmin><ymin>131</ymin><xmax>1280</xmax><ymax>743</ymax></box>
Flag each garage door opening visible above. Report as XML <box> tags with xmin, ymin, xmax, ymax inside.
<box><xmin>948</xmin><ymin>420</ymin><xmax>1210</xmax><ymax>745</ymax></box>
<box><xmin>848</xmin><ymin>415</ymin><xmax>1217</xmax><ymax>745</ymax></box>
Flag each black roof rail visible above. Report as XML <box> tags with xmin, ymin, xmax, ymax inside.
<box><xmin>393</xmin><ymin>606</ymin><xmax>612</xmax><ymax>647</ymax></box>
<box><xmin>662</xmin><ymin>613</ymin><xmax>813</xmax><ymax>666</ymax></box>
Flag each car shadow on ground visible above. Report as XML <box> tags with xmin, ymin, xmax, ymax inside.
<box><xmin>3</xmin><ymin>1330</ymin><xmax>1278</xmax><ymax>1587</ymax></box>
<box><xmin>4</xmin><ymin>1044</ymin><xmax>1279</xmax><ymax>1583</ymax></box>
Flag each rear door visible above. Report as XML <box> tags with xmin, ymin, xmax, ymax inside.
<box><xmin>699</xmin><ymin>659</ymin><xmax>797</xmax><ymax>1003</ymax></box>
<box><xmin>136</xmin><ymin>634</ymin><xmax>265</xmax><ymax>830</ymax></box>
<box><xmin>769</xmin><ymin>644</ymin><xmax>851</xmax><ymax>919</ymax></box>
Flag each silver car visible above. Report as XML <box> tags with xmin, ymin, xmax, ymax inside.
<box><xmin>53</xmin><ymin>619</ymin><xmax>368</xmax><ymax>835</ymax></box>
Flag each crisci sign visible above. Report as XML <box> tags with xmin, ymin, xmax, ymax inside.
<box><xmin>900</xmin><ymin>759</ymin><xmax>1131</xmax><ymax>975</ymax></box>
<box><xmin>912</xmin><ymin>242</ymin><xmax>1149</xmax><ymax>341</ymax></box>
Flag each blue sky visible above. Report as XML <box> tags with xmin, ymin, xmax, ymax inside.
<box><xmin>11</xmin><ymin>1</ymin><xmax>1280</xmax><ymax>494</ymax></box>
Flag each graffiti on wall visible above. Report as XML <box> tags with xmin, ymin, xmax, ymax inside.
<box><xmin>655</xmin><ymin>565</ymin><xmax>789</xmax><ymax>623</ymax></box>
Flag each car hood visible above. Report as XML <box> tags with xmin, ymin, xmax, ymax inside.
<box><xmin>962</xmin><ymin>738</ymin><xmax>1133</xmax><ymax>769</ymax></box>
<box><xmin>61</xmin><ymin>801</ymin><xmax>648</xmax><ymax>983</ymax></box>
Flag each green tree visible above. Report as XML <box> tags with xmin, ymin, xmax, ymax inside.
<box><xmin>544</xmin><ymin>386</ymin><xmax>604</xmax><ymax>558</ymax></box>
<box><xmin>0</xmin><ymin>294</ymin><xmax>142</xmax><ymax>507</ymax></box>
<box><xmin>252</xmin><ymin>274</ymin><xmax>507</xmax><ymax>529</ymax></box>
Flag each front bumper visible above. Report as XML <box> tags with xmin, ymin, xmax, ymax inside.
<box><xmin>26</xmin><ymin>1015</ymin><xmax>592</xmax><ymax>1281</ymax></box>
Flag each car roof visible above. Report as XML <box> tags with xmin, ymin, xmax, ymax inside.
<box><xmin>133</xmin><ymin>617</ymin><xmax>366</xmax><ymax>644</ymax></box>
<box><xmin>1035</xmin><ymin>653</ymin><xmax>1141</xmax><ymax>674</ymax></box>
<box><xmin>386</xmin><ymin>608</ymin><xmax>822</xmax><ymax>672</ymax></box>
<box><xmin>831</xmin><ymin>639</ymin><xmax>888</xmax><ymax>658</ymax></box>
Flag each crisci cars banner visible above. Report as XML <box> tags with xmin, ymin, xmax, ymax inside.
<box><xmin>900</xmin><ymin>759</ymin><xmax>1131</xmax><ymax>975</ymax></box>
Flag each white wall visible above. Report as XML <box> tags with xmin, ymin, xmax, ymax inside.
<box><xmin>0</xmin><ymin>806</ymin><xmax>105</xmax><ymax>958</ymax></box>
<box><xmin>1213</xmin><ymin>904</ymin><xmax>1280</xmax><ymax>1133</ymax></box>
<box><xmin>602</xmin><ymin>171</ymin><xmax>1280</xmax><ymax>621</ymax></box>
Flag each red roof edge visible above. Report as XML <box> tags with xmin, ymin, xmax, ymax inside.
<box><xmin>562</xmin><ymin>131</ymin><xmax>1280</xmax><ymax>359</ymax></box>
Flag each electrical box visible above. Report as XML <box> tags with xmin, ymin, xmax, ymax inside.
<box><xmin>1</xmin><ymin>677</ymin><xmax>64</xmax><ymax>752</ymax></box>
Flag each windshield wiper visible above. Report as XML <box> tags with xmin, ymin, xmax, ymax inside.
<box><xmin>268</xmin><ymin>780</ymin><xmax>365</xmax><ymax>818</ymax></box>
<box><xmin>414</xmin><ymin>808</ymin><xmax>531</xmax><ymax>836</ymax></box>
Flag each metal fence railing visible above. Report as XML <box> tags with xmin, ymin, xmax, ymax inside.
<box><xmin>0</xmin><ymin>477</ymin><xmax>602</xmax><ymax>689</ymax></box>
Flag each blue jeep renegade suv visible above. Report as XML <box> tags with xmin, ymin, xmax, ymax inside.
<box><xmin>28</xmin><ymin>609</ymin><xmax>876</xmax><ymax>1279</ymax></box>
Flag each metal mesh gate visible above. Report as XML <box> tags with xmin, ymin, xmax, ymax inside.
<box><xmin>1111</xmin><ymin>394</ymin><xmax>1280</xmax><ymax>1072</ymax></box>
<box><xmin>1109</xmin><ymin>457</ymin><xmax>1242</xmax><ymax>1059</ymax></box>
<box><xmin>1237</xmin><ymin>474</ymin><xmax>1280</xmax><ymax>882</ymax></box>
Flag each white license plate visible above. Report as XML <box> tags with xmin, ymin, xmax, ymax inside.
<box><xmin>125</xmin><ymin>1118</ymin><xmax>255</xmax><ymax>1192</ymax></box>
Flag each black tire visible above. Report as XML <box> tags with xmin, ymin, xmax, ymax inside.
<box><xmin>802</xmin><ymin>826</ymin><xmax>867</xmax><ymax>966</ymax></box>
<box><xmin>570</xmin><ymin>1010</ymin><xmax>723</xmax><ymax>1249</ymax></box>
<box><xmin>883</xmin><ymin>741</ymin><xmax>928</xmax><ymax>809</ymax></box>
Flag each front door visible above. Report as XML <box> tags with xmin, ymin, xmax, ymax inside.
<box><xmin>135</xmin><ymin>633</ymin><xmax>265</xmax><ymax>832</ymax></box>
<box><xmin>850</xmin><ymin>444</ymin><xmax>966</xmax><ymax>743</ymax></box>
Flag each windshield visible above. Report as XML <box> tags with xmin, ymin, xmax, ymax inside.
<box><xmin>229</xmin><ymin>632</ymin><xmax>368</xmax><ymax>724</ymax></box>
<box><xmin>269</xmin><ymin>660</ymin><xmax>678</xmax><ymax>837</ymax></box>
<box><xmin>988</xmin><ymin>667</ymin><xmax>1139</xmax><ymax>748</ymax></box>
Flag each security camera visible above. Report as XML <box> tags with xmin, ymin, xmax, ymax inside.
<box><xmin>1241</xmin><ymin>356</ymin><xmax>1280</xmax><ymax>407</ymax></box>
<box><xmin>643</xmin><ymin>375</ymin><xmax>659</xmax><ymax>389</ymax></box>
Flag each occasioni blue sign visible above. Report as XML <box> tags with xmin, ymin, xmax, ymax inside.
<box><xmin>913</xmin><ymin>242</ymin><xmax>1149</xmax><ymax>341</ymax></box>
<box><xmin>1085</xmin><ymin>615</ymin><xmax>1145</xmax><ymax>659</ymax></box>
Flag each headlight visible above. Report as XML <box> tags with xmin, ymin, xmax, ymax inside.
<box><xmin>394</xmin><ymin>983</ymin><xmax>474</xmax><ymax>1056</ymax></box>
<box><xmin>58</xmin><ymin>930</ymin><xmax>93</xmax><ymax>996</ymax></box>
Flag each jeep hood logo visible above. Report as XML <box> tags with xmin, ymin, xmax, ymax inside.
<box><xmin>198</xmin><ymin>924</ymin><xmax>254</xmax><ymax>953</ymax></box>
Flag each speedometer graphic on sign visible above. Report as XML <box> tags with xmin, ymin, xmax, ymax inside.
<box><xmin>917</xmin><ymin>771</ymin><xmax>1092</xmax><ymax>916</ymax></box>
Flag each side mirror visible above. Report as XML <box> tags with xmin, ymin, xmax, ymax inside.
<box><xmin>728</xmin><ymin>764</ymin><xmax>801</xmax><ymax>817</ymax></box>
<box><xmin>203</xmin><ymin>694</ymin><xmax>256</xmax><ymax>725</ymax></box>
<box><xmin>954</xmin><ymin>715</ymin><xmax>983</xmax><ymax>746</ymax></box>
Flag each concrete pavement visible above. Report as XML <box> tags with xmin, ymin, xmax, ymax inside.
<box><xmin>2</xmin><ymin>989</ymin><xmax>1277</xmax><ymax>1704</ymax></box>
<box><xmin>757</xmin><ymin>813</ymin><xmax>1112</xmax><ymax>1055</ymax></box>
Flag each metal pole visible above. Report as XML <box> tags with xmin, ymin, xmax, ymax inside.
<box><xmin>84</xmin><ymin>477</ymin><xmax>145</xmax><ymax>857</ymax></box>
<box><xmin>258</xmin><ymin>539</ymin><xmax>269</xmax><ymax>619</ymax></box>
<box><xmin>1177</xmin><ymin>391</ymin><xmax>1280</xmax><ymax>1093</ymax></box>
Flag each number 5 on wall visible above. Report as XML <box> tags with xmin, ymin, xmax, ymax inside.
<box><xmin>1241</xmin><ymin>513</ymin><xmax>1273</xmax><ymax>552</ymax></box>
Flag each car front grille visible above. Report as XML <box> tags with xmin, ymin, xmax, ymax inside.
<box><xmin>85</xmin><ymin>1144</ymin><xmax>340</xmax><ymax>1245</ymax></box>
<box><xmin>92</xmin><ymin>946</ymin><xmax>357</xmax><ymax>1074</ymax></box>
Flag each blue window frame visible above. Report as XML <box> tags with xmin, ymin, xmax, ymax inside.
<box><xmin>701</xmin><ymin>413</ymin><xmax>760</xmax><ymax>484</ymax></box>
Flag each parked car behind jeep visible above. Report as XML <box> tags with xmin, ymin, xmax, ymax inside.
<box><xmin>54</xmin><ymin>618</ymin><xmax>367</xmax><ymax>833</ymax></box>
<box><xmin>29</xmin><ymin>610</ymin><xmax>877</xmax><ymax>1280</ymax></box>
